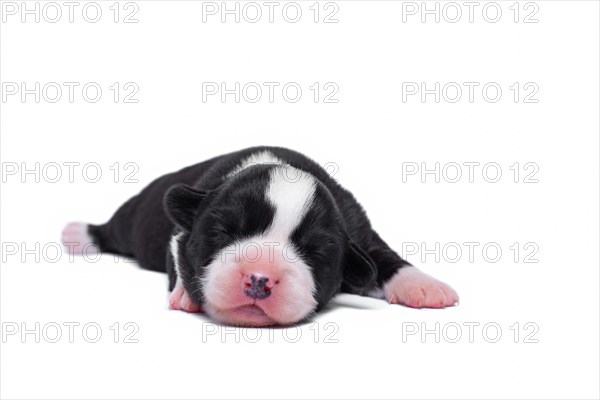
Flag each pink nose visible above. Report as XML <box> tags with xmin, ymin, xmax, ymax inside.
<box><xmin>243</xmin><ymin>273</ymin><xmax>274</xmax><ymax>299</ymax></box>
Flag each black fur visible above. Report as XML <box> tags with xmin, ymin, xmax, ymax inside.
<box><xmin>88</xmin><ymin>146</ymin><xmax>411</xmax><ymax>310</ymax></box>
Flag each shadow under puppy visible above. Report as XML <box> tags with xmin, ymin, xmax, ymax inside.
<box><xmin>62</xmin><ymin>147</ymin><xmax>458</xmax><ymax>326</ymax></box>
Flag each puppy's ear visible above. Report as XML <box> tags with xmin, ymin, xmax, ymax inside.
<box><xmin>342</xmin><ymin>241</ymin><xmax>378</xmax><ymax>291</ymax></box>
<box><xmin>164</xmin><ymin>185</ymin><xmax>208</xmax><ymax>231</ymax></box>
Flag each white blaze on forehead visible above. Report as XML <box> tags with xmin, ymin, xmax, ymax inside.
<box><xmin>228</xmin><ymin>151</ymin><xmax>317</xmax><ymax>239</ymax></box>
<box><xmin>228</xmin><ymin>150</ymin><xmax>284</xmax><ymax>177</ymax></box>
<box><xmin>265</xmin><ymin>165</ymin><xmax>316</xmax><ymax>240</ymax></box>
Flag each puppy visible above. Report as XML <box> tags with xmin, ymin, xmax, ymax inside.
<box><xmin>62</xmin><ymin>147</ymin><xmax>458</xmax><ymax>326</ymax></box>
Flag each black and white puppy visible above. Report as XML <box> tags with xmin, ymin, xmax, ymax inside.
<box><xmin>62</xmin><ymin>147</ymin><xmax>458</xmax><ymax>326</ymax></box>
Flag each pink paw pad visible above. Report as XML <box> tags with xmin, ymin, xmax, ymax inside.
<box><xmin>169</xmin><ymin>281</ymin><xmax>203</xmax><ymax>313</ymax></box>
<box><xmin>384</xmin><ymin>267</ymin><xmax>459</xmax><ymax>309</ymax></box>
<box><xmin>61</xmin><ymin>222</ymin><xmax>98</xmax><ymax>256</ymax></box>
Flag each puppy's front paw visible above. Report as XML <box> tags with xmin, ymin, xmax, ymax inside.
<box><xmin>169</xmin><ymin>281</ymin><xmax>203</xmax><ymax>313</ymax></box>
<box><xmin>384</xmin><ymin>267</ymin><xmax>458</xmax><ymax>309</ymax></box>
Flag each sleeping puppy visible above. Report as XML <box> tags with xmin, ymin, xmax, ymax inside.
<box><xmin>62</xmin><ymin>147</ymin><xmax>458</xmax><ymax>326</ymax></box>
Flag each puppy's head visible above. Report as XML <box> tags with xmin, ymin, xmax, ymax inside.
<box><xmin>165</xmin><ymin>164</ymin><xmax>376</xmax><ymax>326</ymax></box>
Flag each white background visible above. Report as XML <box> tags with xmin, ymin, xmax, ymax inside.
<box><xmin>1</xmin><ymin>1</ymin><xmax>599</xmax><ymax>399</ymax></box>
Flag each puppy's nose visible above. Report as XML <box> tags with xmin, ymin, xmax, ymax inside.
<box><xmin>243</xmin><ymin>274</ymin><xmax>273</xmax><ymax>299</ymax></box>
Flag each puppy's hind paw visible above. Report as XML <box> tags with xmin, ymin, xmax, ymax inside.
<box><xmin>62</xmin><ymin>222</ymin><xmax>98</xmax><ymax>256</ymax></box>
<box><xmin>384</xmin><ymin>267</ymin><xmax>459</xmax><ymax>309</ymax></box>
